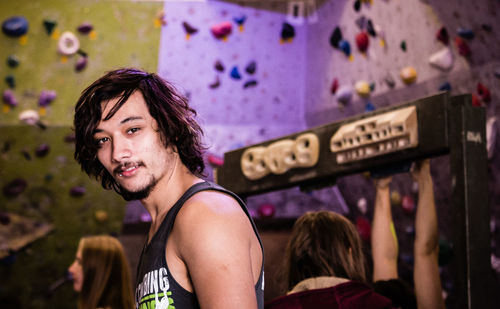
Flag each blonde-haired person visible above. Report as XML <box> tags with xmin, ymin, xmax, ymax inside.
<box><xmin>68</xmin><ymin>235</ymin><xmax>135</xmax><ymax>309</ymax></box>
<box><xmin>265</xmin><ymin>211</ymin><xmax>395</xmax><ymax>309</ymax></box>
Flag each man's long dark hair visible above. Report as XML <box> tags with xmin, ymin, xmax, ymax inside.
<box><xmin>74</xmin><ymin>68</ymin><xmax>205</xmax><ymax>195</ymax></box>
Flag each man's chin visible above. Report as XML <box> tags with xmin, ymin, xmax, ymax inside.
<box><xmin>119</xmin><ymin>186</ymin><xmax>153</xmax><ymax>201</ymax></box>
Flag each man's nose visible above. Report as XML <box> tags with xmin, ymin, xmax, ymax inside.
<box><xmin>111</xmin><ymin>136</ymin><xmax>132</xmax><ymax>163</ymax></box>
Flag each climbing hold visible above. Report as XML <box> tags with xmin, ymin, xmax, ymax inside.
<box><xmin>329</xmin><ymin>26</ymin><xmax>342</xmax><ymax>48</ymax></box>
<box><xmin>471</xmin><ymin>94</ymin><xmax>481</xmax><ymax>107</ymax></box>
<box><xmin>2</xmin><ymin>16</ymin><xmax>29</xmax><ymax>37</ymax></box>
<box><xmin>230</xmin><ymin>66</ymin><xmax>242</xmax><ymax>79</ymax></box>
<box><xmin>436</xmin><ymin>27</ymin><xmax>449</xmax><ymax>45</ymax></box>
<box><xmin>457</xmin><ymin>27</ymin><xmax>474</xmax><ymax>40</ymax></box>
<box><xmin>35</xmin><ymin>143</ymin><xmax>50</xmax><ymax>158</ymax></box>
<box><xmin>243</xmin><ymin>80</ymin><xmax>257</xmax><ymax>88</ymax></box>
<box><xmin>208</xmin><ymin>76</ymin><xmax>220</xmax><ymax>89</ymax></box>
<box><xmin>94</xmin><ymin>210</ymin><xmax>108</xmax><ymax>222</ymax></box>
<box><xmin>245</xmin><ymin>61</ymin><xmax>257</xmax><ymax>75</ymax></box>
<box><xmin>355</xmin><ymin>216</ymin><xmax>371</xmax><ymax>242</ymax></box>
<box><xmin>70</xmin><ymin>186</ymin><xmax>86</xmax><ymax>197</ymax></box>
<box><xmin>182</xmin><ymin>21</ymin><xmax>198</xmax><ymax>39</ymax></box>
<box><xmin>401</xmin><ymin>195</ymin><xmax>415</xmax><ymax>215</ymax></box>
<box><xmin>233</xmin><ymin>15</ymin><xmax>247</xmax><ymax>31</ymax></box>
<box><xmin>19</xmin><ymin>109</ymin><xmax>40</xmax><ymax>126</ymax></box>
<box><xmin>214</xmin><ymin>60</ymin><xmax>224</xmax><ymax>72</ymax></box>
<box><xmin>454</xmin><ymin>37</ymin><xmax>471</xmax><ymax>57</ymax></box>
<box><xmin>369</xmin><ymin>82</ymin><xmax>375</xmax><ymax>91</ymax></box>
<box><xmin>207</xmin><ymin>153</ymin><xmax>224</xmax><ymax>167</ymax></box>
<box><xmin>64</xmin><ymin>133</ymin><xmax>76</xmax><ymax>143</ymax></box>
<box><xmin>477</xmin><ymin>82</ymin><xmax>491</xmax><ymax>103</ymax></box>
<box><xmin>77</xmin><ymin>22</ymin><xmax>93</xmax><ymax>34</ymax></box>
<box><xmin>339</xmin><ymin>39</ymin><xmax>351</xmax><ymax>57</ymax></box>
<box><xmin>384</xmin><ymin>74</ymin><xmax>395</xmax><ymax>88</ymax></box>
<box><xmin>330</xmin><ymin>78</ymin><xmax>339</xmax><ymax>94</ymax></box>
<box><xmin>404</xmin><ymin>225</ymin><xmax>415</xmax><ymax>236</ymax></box>
<box><xmin>336</xmin><ymin>85</ymin><xmax>353</xmax><ymax>105</ymax></box>
<box><xmin>400</xmin><ymin>66</ymin><xmax>417</xmax><ymax>85</ymax></box>
<box><xmin>2</xmin><ymin>89</ymin><xmax>18</xmax><ymax>107</ymax></box>
<box><xmin>155</xmin><ymin>9</ymin><xmax>167</xmax><ymax>27</ymax></box>
<box><xmin>280</xmin><ymin>22</ymin><xmax>295</xmax><ymax>42</ymax></box>
<box><xmin>7</xmin><ymin>55</ymin><xmax>19</xmax><ymax>68</ymax></box>
<box><xmin>355</xmin><ymin>16</ymin><xmax>367</xmax><ymax>30</ymax></box>
<box><xmin>258</xmin><ymin>203</ymin><xmax>276</xmax><ymax>218</ymax></box>
<box><xmin>75</xmin><ymin>55</ymin><xmax>88</xmax><ymax>72</ymax></box>
<box><xmin>38</xmin><ymin>90</ymin><xmax>56</xmax><ymax>107</ymax></box>
<box><xmin>357</xmin><ymin>197</ymin><xmax>367</xmax><ymax>214</ymax></box>
<box><xmin>43</xmin><ymin>19</ymin><xmax>57</xmax><ymax>35</ymax></box>
<box><xmin>366</xmin><ymin>19</ymin><xmax>376</xmax><ymax>37</ymax></box>
<box><xmin>401</xmin><ymin>253</ymin><xmax>414</xmax><ymax>265</ymax></box>
<box><xmin>355</xmin><ymin>80</ymin><xmax>371</xmax><ymax>97</ymax></box>
<box><xmin>58</xmin><ymin>31</ymin><xmax>80</xmax><ymax>55</ymax></box>
<box><xmin>494</xmin><ymin>67</ymin><xmax>500</xmax><ymax>79</ymax></box>
<box><xmin>211</xmin><ymin>21</ymin><xmax>232</xmax><ymax>40</ymax></box>
<box><xmin>364</xmin><ymin>102</ymin><xmax>376</xmax><ymax>112</ymax></box>
<box><xmin>5</xmin><ymin>75</ymin><xmax>15</xmax><ymax>89</ymax></box>
<box><xmin>3</xmin><ymin>178</ymin><xmax>27</xmax><ymax>197</ymax></box>
<box><xmin>355</xmin><ymin>32</ymin><xmax>369</xmax><ymax>52</ymax></box>
<box><xmin>400</xmin><ymin>40</ymin><xmax>407</xmax><ymax>52</ymax></box>
<box><xmin>354</xmin><ymin>0</ymin><xmax>361</xmax><ymax>12</ymax></box>
<box><xmin>438</xmin><ymin>81</ymin><xmax>451</xmax><ymax>92</ymax></box>
<box><xmin>428</xmin><ymin>47</ymin><xmax>454</xmax><ymax>70</ymax></box>
<box><xmin>481</xmin><ymin>24</ymin><xmax>492</xmax><ymax>32</ymax></box>
<box><xmin>390</xmin><ymin>190</ymin><xmax>401</xmax><ymax>206</ymax></box>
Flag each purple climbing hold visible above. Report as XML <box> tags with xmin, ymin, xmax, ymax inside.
<box><xmin>3</xmin><ymin>89</ymin><xmax>18</xmax><ymax>106</ymax></box>
<box><xmin>38</xmin><ymin>90</ymin><xmax>56</xmax><ymax>107</ymax></box>
<box><xmin>35</xmin><ymin>143</ymin><xmax>50</xmax><ymax>158</ymax></box>
<box><xmin>75</xmin><ymin>55</ymin><xmax>88</xmax><ymax>72</ymax></box>
<box><xmin>3</xmin><ymin>178</ymin><xmax>27</xmax><ymax>197</ymax></box>
<box><xmin>77</xmin><ymin>22</ymin><xmax>93</xmax><ymax>34</ymax></box>
<box><xmin>70</xmin><ymin>186</ymin><xmax>86</xmax><ymax>197</ymax></box>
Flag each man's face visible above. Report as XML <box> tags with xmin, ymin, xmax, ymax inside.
<box><xmin>93</xmin><ymin>91</ymin><xmax>176</xmax><ymax>200</ymax></box>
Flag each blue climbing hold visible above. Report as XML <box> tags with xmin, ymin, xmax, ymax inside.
<box><xmin>339</xmin><ymin>39</ymin><xmax>351</xmax><ymax>57</ymax></box>
<box><xmin>438</xmin><ymin>81</ymin><xmax>451</xmax><ymax>92</ymax></box>
<box><xmin>457</xmin><ymin>28</ymin><xmax>474</xmax><ymax>40</ymax></box>
<box><xmin>230</xmin><ymin>66</ymin><xmax>242</xmax><ymax>79</ymax></box>
<box><xmin>365</xmin><ymin>102</ymin><xmax>376</xmax><ymax>112</ymax></box>
<box><xmin>2</xmin><ymin>16</ymin><xmax>29</xmax><ymax>37</ymax></box>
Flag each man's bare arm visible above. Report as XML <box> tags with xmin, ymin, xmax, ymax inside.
<box><xmin>176</xmin><ymin>194</ymin><xmax>260</xmax><ymax>309</ymax></box>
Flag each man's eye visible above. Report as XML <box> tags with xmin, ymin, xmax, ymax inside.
<box><xmin>128</xmin><ymin>128</ymin><xmax>140</xmax><ymax>134</ymax></box>
<box><xmin>96</xmin><ymin>137</ymin><xmax>109</xmax><ymax>145</ymax></box>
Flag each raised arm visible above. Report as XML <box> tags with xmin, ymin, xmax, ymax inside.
<box><xmin>411</xmin><ymin>160</ymin><xmax>446</xmax><ymax>309</ymax></box>
<box><xmin>371</xmin><ymin>176</ymin><xmax>399</xmax><ymax>282</ymax></box>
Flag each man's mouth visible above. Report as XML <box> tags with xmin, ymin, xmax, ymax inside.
<box><xmin>115</xmin><ymin>163</ymin><xmax>141</xmax><ymax>177</ymax></box>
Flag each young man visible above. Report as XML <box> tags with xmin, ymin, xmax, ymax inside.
<box><xmin>74</xmin><ymin>68</ymin><xmax>264</xmax><ymax>309</ymax></box>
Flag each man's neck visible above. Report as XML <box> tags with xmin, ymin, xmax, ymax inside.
<box><xmin>141</xmin><ymin>163</ymin><xmax>203</xmax><ymax>239</ymax></box>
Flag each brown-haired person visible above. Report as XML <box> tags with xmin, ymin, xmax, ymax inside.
<box><xmin>68</xmin><ymin>235</ymin><xmax>134</xmax><ymax>309</ymax></box>
<box><xmin>265</xmin><ymin>211</ymin><xmax>395</xmax><ymax>309</ymax></box>
<box><xmin>371</xmin><ymin>160</ymin><xmax>446</xmax><ymax>309</ymax></box>
<box><xmin>73</xmin><ymin>68</ymin><xmax>264</xmax><ymax>309</ymax></box>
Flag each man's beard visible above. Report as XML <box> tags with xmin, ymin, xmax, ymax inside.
<box><xmin>119</xmin><ymin>177</ymin><xmax>158</xmax><ymax>201</ymax></box>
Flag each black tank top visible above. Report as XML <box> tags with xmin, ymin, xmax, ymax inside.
<box><xmin>135</xmin><ymin>181</ymin><xmax>265</xmax><ymax>309</ymax></box>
